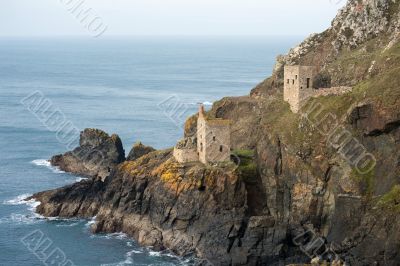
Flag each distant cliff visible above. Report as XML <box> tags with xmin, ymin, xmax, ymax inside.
<box><xmin>32</xmin><ymin>0</ymin><xmax>400</xmax><ymax>265</ymax></box>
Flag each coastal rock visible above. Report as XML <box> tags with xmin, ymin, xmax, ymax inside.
<box><xmin>126</xmin><ymin>142</ymin><xmax>155</xmax><ymax>161</ymax></box>
<box><xmin>50</xmin><ymin>128</ymin><xmax>125</xmax><ymax>180</ymax></box>
<box><xmin>34</xmin><ymin>151</ymin><xmax>300</xmax><ymax>264</ymax></box>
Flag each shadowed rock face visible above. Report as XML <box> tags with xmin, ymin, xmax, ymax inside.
<box><xmin>50</xmin><ymin>128</ymin><xmax>125</xmax><ymax>181</ymax></box>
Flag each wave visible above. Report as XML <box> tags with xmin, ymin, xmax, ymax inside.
<box><xmin>127</xmin><ymin>248</ymin><xmax>142</xmax><ymax>254</ymax></box>
<box><xmin>146</xmin><ymin>249</ymin><xmax>191</xmax><ymax>264</ymax></box>
<box><xmin>100</xmin><ymin>249</ymin><xmax>137</xmax><ymax>266</ymax></box>
<box><xmin>148</xmin><ymin>251</ymin><xmax>162</xmax><ymax>257</ymax></box>
<box><xmin>55</xmin><ymin>220</ymin><xmax>82</xmax><ymax>227</ymax></box>
<box><xmin>0</xmin><ymin>213</ymin><xmax>42</xmax><ymax>225</ymax></box>
<box><xmin>202</xmin><ymin>101</ymin><xmax>213</xmax><ymax>106</ymax></box>
<box><xmin>100</xmin><ymin>248</ymin><xmax>181</xmax><ymax>266</ymax></box>
<box><xmin>31</xmin><ymin>159</ymin><xmax>65</xmax><ymax>174</ymax></box>
<box><xmin>3</xmin><ymin>193</ymin><xmax>32</xmax><ymax>205</ymax></box>
<box><xmin>76</xmin><ymin>177</ymin><xmax>89</xmax><ymax>182</ymax></box>
<box><xmin>187</xmin><ymin>101</ymin><xmax>213</xmax><ymax>106</ymax></box>
<box><xmin>2</xmin><ymin>193</ymin><xmax>46</xmax><ymax>224</ymax></box>
<box><xmin>31</xmin><ymin>159</ymin><xmax>88</xmax><ymax>183</ymax></box>
<box><xmin>94</xmin><ymin>232</ymin><xmax>192</xmax><ymax>266</ymax></box>
<box><xmin>3</xmin><ymin>193</ymin><xmax>40</xmax><ymax>212</ymax></box>
<box><xmin>92</xmin><ymin>232</ymin><xmax>129</xmax><ymax>240</ymax></box>
<box><xmin>85</xmin><ymin>216</ymin><xmax>97</xmax><ymax>228</ymax></box>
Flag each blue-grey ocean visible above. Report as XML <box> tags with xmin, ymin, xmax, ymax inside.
<box><xmin>0</xmin><ymin>37</ymin><xmax>300</xmax><ymax>266</ymax></box>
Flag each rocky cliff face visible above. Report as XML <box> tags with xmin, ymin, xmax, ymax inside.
<box><xmin>32</xmin><ymin>0</ymin><xmax>400</xmax><ymax>265</ymax></box>
<box><xmin>50</xmin><ymin>128</ymin><xmax>125</xmax><ymax>180</ymax></box>
<box><xmin>34</xmin><ymin>150</ymin><xmax>309</xmax><ymax>265</ymax></box>
<box><xmin>331</xmin><ymin>0</ymin><xmax>400</xmax><ymax>51</ymax></box>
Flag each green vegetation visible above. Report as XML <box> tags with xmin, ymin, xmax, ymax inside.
<box><xmin>326</xmin><ymin>34</ymin><xmax>395</xmax><ymax>85</ymax></box>
<box><xmin>262</xmin><ymin>95</ymin><xmax>309</xmax><ymax>145</ymax></box>
<box><xmin>233</xmin><ymin>149</ymin><xmax>258</xmax><ymax>183</ymax></box>
<box><xmin>233</xmin><ymin>149</ymin><xmax>255</xmax><ymax>158</ymax></box>
<box><xmin>184</xmin><ymin>114</ymin><xmax>198</xmax><ymax>137</ymax></box>
<box><xmin>377</xmin><ymin>185</ymin><xmax>400</xmax><ymax>213</ymax></box>
<box><xmin>350</xmin><ymin>168</ymin><xmax>375</xmax><ymax>196</ymax></box>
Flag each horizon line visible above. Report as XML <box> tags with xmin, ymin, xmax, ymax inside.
<box><xmin>0</xmin><ymin>34</ymin><xmax>309</xmax><ymax>38</ymax></box>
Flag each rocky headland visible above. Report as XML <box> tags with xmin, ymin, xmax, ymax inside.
<box><xmin>31</xmin><ymin>0</ymin><xmax>400</xmax><ymax>265</ymax></box>
<box><xmin>50</xmin><ymin>128</ymin><xmax>125</xmax><ymax>181</ymax></box>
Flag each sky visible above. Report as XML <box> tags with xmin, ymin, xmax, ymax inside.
<box><xmin>0</xmin><ymin>0</ymin><xmax>348</xmax><ymax>37</ymax></box>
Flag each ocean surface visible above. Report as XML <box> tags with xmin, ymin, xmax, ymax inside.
<box><xmin>0</xmin><ymin>36</ymin><xmax>301</xmax><ymax>266</ymax></box>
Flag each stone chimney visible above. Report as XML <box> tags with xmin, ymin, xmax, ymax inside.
<box><xmin>198</xmin><ymin>104</ymin><xmax>206</xmax><ymax>118</ymax></box>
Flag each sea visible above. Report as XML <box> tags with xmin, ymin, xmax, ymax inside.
<box><xmin>0</xmin><ymin>36</ymin><xmax>301</xmax><ymax>266</ymax></box>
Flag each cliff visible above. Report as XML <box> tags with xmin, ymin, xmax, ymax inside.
<box><xmin>32</xmin><ymin>0</ymin><xmax>400</xmax><ymax>265</ymax></box>
<box><xmin>50</xmin><ymin>128</ymin><xmax>125</xmax><ymax>181</ymax></box>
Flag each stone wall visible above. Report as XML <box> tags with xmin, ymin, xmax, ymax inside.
<box><xmin>197</xmin><ymin>112</ymin><xmax>231</xmax><ymax>164</ymax></box>
<box><xmin>283</xmin><ymin>65</ymin><xmax>300</xmax><ymax>105</ymax></box>
<box><xmin>312</xmin><ymin>86</ymin><xmax>353</xmax><ymax>97</ymax></box>
<box><xmin>284</xmin><ymin>65</ymin><xmax>316</xmax><ymax>113</ymax></box>
<box><xmin>203</xmin><ymin>123</ymin><xmax>231</xmax><ymax>164</ymax></box>
<box><xmin>173</xmin><ymin>147</ymin><xmax>198</xmax><ymax>163</ymax></box>
<box><xmin>284</xmin><ymin>65</ymin><xmax>353</xmax><ymax>113</ymax></box>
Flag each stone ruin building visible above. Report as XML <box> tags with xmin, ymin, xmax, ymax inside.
<box><xmin>284</xmin><ymin>65</ymin><xmax>352</xmax><ymax>113</ymax></box>
<box><xmin>173</xmin><ymin>104</ymin><xmax>231</xmax><ymax>164</ymax></box>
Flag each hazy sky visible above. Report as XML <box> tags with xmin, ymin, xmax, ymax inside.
<box><xmin>0</xmin><ymin>0</ymin><xmax>347</xmax><ymax>37</ymax></box>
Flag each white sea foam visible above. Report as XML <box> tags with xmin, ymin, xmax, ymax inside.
<box><xmin>95</xmin><ymin>232</ymin><xmax>128</xmax><ymax>240</ymax></box>
<box><xmin>188</xmin><ymin>101</ymin><xmax>213</xmax><ymax>106</ymax></box>
<box><xmin>3</xmin><ymin>193</ymin><xmax>40</xmax><ymax>212</ymax></box>
<box><xmin>100</xmin><ymin>251</ymin><xmax>134</xmax><ymax>266</ymax></box>
<box><xmin>0</xmin><ymin>213</ymin><xmax>35</xmax><ymax>225</ymax></box>
<box><xmin>85</xmin><ymin>216</ymin><xmax>97</xmax><ymax>228</ymax></box>
<box><xmin>31</xmin><ymin>159</ymin><xmax>65</xmax><ymax>173</ymax></box>
<box><xmin>31</xmin><ymin>159</ymin><xmax>51</xmax><ymax>167</ymax></box>
<box><xmin>76</xmin><ymin>177</ymin><xmax>89</xmax><ymax>182</ymax></box>
<box><xmin>98</xmin><ymin>239</ymin><xmax>187</xmax><ymax>266</ymax></box>
<box><xmin>113</xmin><ymin>233</ymin><xmax>128</xmax><ymax>240</ymax></box>
<box><xmin>55</xmin><ymin>220</ymin><xmax>81</xmax><ymax>227</ymax></box>
<box><xmin>147</xmin><ymin>249</ymin><xmax>192</xmax><ymax>264</ymax></box>
<box><xmin>128</xmin><ymin>249</ymin><xmax>142</xmax><ymax>254</ymax></box>
<box><xmin>2</xmin><ymin>193</ymin><xmax>46</xmax><ymax>224</ymax></box>
<box><xmin>3</xmin><ymin>193</ymin><xmax>32</xmax><ymax>205</ymax></box>
<box><xmin>148</xmin><ymin>251</ymin><xmax>162</xmax><ymax>257</ymax></box>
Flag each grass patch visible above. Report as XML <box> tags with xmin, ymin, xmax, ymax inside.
<box><xmin>233</xmin><ymin>149</ymin><xmax>258</xmax><ymax>183</ymax></box>
<box><xmin>377</xmin><ymin>185</ymin><xmax>400</xmax><ymax>213</ymax></box>
<box><xmin>352</xmin><ymin>66</ymin><xmax>400</xmax><ymax>110</ymax></box>
<box><xmin>233</xmin><ymin>149</ymin><xmax>255</xmax><ymax>158</ymax></box>
<box><xmin>350</xmin><ymin>168</ymin><xmax>375</xmax><ymax>196</ymax></box>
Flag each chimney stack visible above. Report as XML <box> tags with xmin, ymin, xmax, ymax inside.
<box><xmin>198</xmin><ymin>103</ymin><xmax>205</xmax><ymax>118</ymax></box>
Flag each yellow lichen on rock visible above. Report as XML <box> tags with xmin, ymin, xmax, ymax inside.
<box><xmin>152</xmin><ymin>160</ymin><xmax>181</xmax><ymax>181</ymax></box>
<box><xmin>119</xmin><ymin>160</ymin><xmax>141</xmax><ymax>176</ymax></box>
